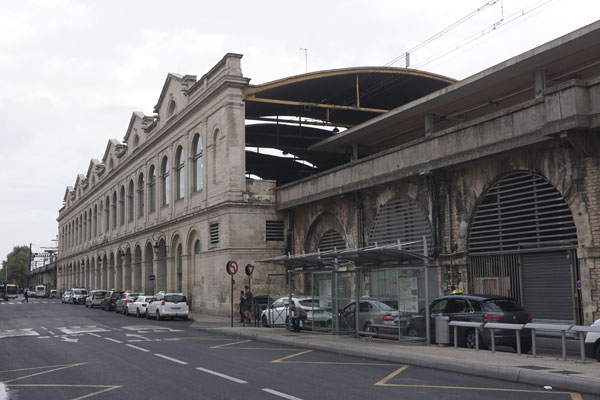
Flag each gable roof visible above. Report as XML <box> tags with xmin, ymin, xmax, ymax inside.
<box><xmin>153</xmin><ymin>73</ymin><xmax>196</xmax><ymax>114</ymax></box>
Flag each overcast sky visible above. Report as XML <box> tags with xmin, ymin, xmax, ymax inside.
<box><xmin>0</xmin><ymin>0</ymin><xmax>598</xmax><ymax>265</ymax></box>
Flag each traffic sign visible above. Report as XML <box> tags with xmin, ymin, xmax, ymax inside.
<box><xmin>245</xmin><ymin>264</ymin><xmax>255</xmax><ymax>276</ymax></box>
<box><xmin>149</xmin><ymin>274</ymin><xmax>156</xmax><ymax>281</ymax></box>
<box><xmin>226</xmin><ymin>260</ymin><xmax>238</xmax><ymax>275</ymax></box>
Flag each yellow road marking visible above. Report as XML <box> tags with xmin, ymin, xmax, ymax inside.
<box><xmin>0</xmin><ymin>364</ymin><xmax>81</xmax><ymax>374</ymax></box>
<box><xmin>210</xmin><ymin>339</ymin><xmax>252</xmax><ymax>348</ymax></box>
<box><xmin>7</xmin><ymin>384</ymin><xmax>121</xmax><ymax>400</ymax></box>
<box><xmin>3</xmin><ymin>363</ymin><xmax>86</xmax><ymax>383</ymax></box>
<box><xmin>374</xmin><ymin>365</ymin><xmax>410</xmax><ymax>385</ymax></box>
<box><xmin>272</xmin><ymin>349</ymin><xmax>313</xmax><ymax>363</ymax></box>
<box><xmin>281</xmin><ymin>361</ymin><xmax>398</xmax><ymax>366</ymax></box>
<box><xmin>169</xmin><ymin>336</ymin><xmax>233</xmax><ymax>341</ymax></box>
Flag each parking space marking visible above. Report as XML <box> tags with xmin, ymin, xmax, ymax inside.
<box><xmin>210</xmin><ymin>339</ymin><xmax>252</xmax><ymax>348</ymax></box>
<box><xmin>126</xmin><ymin>344</ymin><xmax>150</xmax><ymax>353</ymax></box>
<box><xmin>373</xmin><ymin>366</ymin><xmax>410</xmax><ymax>385</ymax></box>
<box><xmin>6</xmin><ymin>384</ymin><xmax>121</xmax><ymax>400</ymax></box>
<box><xmin>104</xmin><ymin>337</ymin><xmax>122</xmax><ymax>344</ymax></box>
<box><xmin>196</xmin><ymin>367</ymin><xmax>247</xmax><ymax>384</ymax></box>
<box><xmin>87</xmin><ymin>333</ymin><xmax>102</xmax><ymax>338</ymax></box>
<box><xmin>154</xmin><ymin>353</ymin><xmax>188</xmax><ymax>365</ymax></box>
<box><xmin>262</xmin><ymin>388</ymin><xmax>303</xmax><ymax>400</ymax></box>
<box><xmin>1</xmin><ymin>363</ymin><xmax>86</xmax><ymax>383</ymax></box>
<box><xmin>272</xmin><ymin>350</ymin><xmax>313</xmax><ymax>363</ymax></box>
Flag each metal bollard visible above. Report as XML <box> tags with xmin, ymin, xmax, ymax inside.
<box><xmin>516</xmin><ymin>331</ymin><xmax>521</xmax><ymax>355</ymax></box>
<box><xmin>490</xmin><ymin>330</ymin><xmax>496</xmax><ymax>353</ymax></box>
<box><xmin>531</xmin><ymin>328</ymin><xmax>537</xmax><ymax>357</ymax></box>
<box><xmin>561</xmin><ymin>330</ymin><xmax>567</xmax><ymax>361</ymax></box>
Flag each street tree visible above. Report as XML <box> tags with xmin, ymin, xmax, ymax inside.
<box><xmin>1</xmin><ymin>245</ymin><xmax>30</xmax><ymax>288</ymax></box>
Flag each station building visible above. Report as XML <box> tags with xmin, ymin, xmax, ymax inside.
<box><xmin>58</xmin><ymin>22</ymin><xmax>600</xmax><ymax>327</ymax></box>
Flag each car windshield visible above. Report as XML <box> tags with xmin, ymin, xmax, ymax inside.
<box><xmin>165</xmin><ymin>295</ymin><xmax>186</xmax><ymax>303</ymax></box>
<box><xmin>298</xmin><ymin>299</ymin><xmax>319</xmax><ymax>307</ymax></box>
<box><xmin>483</xmin><ymin>299</ymin><xmax>524</xmax><ymax>312</ymax></box>
<box><xmin>370</xmin><ymin>302</ymin><xmax>394</xmax><ymax>311</ymax></box>
<box><xmin>74</xmin><ymin>290</ymin><xmax>87</xmax><ymax>295</ymax></box>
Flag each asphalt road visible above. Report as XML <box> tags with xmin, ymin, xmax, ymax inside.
<box><xmin>1</xmin><ymin>297</ymin><xmax>597</xmax><ymax>400</ymax></box>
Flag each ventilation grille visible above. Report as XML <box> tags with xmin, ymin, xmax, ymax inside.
<box><xmin>266</xmin><ymin>221</ymin><xmax>284</xmax><ymax>241</ymax></box>
<box><xmin>368</xmin><ymin>196</ymin><xmax>432</xmax><ymax>256</ymax></box>
<box><xmin>318</xmin><ymin>229</ymin><xmax>346</xmax><ymax>252</ymax></box>
<box><xmin>210</xmin><ymin>223</ymin><xmax>219</xmax><ymax>245</ymax></box>
<box><xmin>468</xmin><ymin>171</ymin><xmax>578</xmax><ymax>254</ymax></box>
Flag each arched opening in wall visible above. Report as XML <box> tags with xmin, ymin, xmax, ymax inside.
<box><xmin>108</xmin><ymin>253</ymin><xmax>115</xmax><ymax>291</ymax></box>
<box><xmin>124</xmin><ymin>248</ymin><xmax>132</xmax><ymax>290</ymax></box>
<box><xmin>175</xmin><ymin>146</ymin><xmax>185</xmax><ymax>200</ymax></box>
<box><xmin>100</xmin><ymin>256</ymin><xmax>106</xmax><ymax>291</ymax></box>
<box><xmin>134</xmin><ymin>245</ymin><xmax>142</xmax><ymax>292</ymax></box>
<box><xmin>177</xmin><ymin>244</ymin><xmax>183</xmax><ymax>293</ymax></box>
<box><xmin>156</xmin><ymin>239</ymin><xmax>167</xmax><ymax>292</ymax></box>
<box><xmin>212</xmin><ymin>129</ymin><xmax>219</xmax><ymax>185</ymax></box>
<box><xmin>144</xmin><ymin>242</ymin><xmax>155</xmax><ymax>294</ymax></box>
<box><xmin>318</xmin><ymin>230</ymin><xmax>347</xmax><ymax>252</ymax></box>
<box><xmin>167</xmin><ymin>100</ymin><xmax>176</xmax><ymax>119</ymax></box>
<box><xmin>138</xmin><ymin>173</ymin><xmax>145</xmax><ymax>218</ymax></box>
<box><xmin>192</xmin><ymin>134</ymin><xmax>203</xmax><ymax>192</ymax></box>
<box><xmin>133</xmin><ymin>134</ymin><xmax>140</xmax><ymax>148</ymax></box>
<box><xmin>112</xmin><ymin>192</ymin><xmax>117</xmax><ymax>229</ymax></box>
<box><xmin>115</xmin><ymin>251</ymin><xmax>123</xmax><ymax>291</ymax></box>
<box><xmin>161</xmin><ymin>156</ymin><xmax>170</xmax><ymax>206</ymax></box>
<box><xmin>467</xmin><ymin>170</ymin><xmax>580</xmax><ymax>323</ymax></box>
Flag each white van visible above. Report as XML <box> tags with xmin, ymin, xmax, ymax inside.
<box><xmin>35</xmin><ymin>285</ymin><xmax>46</xmax><ymax>298</ymax></box>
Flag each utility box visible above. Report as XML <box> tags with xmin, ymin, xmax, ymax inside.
<box><xmin>435</xmin><ymin>315</ymin><xmax>450</xmax><ymax>345</ymax></box>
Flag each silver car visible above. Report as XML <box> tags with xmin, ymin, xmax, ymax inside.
<box><xmin>85</xmin><ymin>290</ymin><xmax>107</xmax><ymax>308</ymax></box>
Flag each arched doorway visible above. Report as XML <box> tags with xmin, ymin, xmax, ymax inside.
<box><xmin>468</xmin><ymin>171</ymin><xmax>580</xmax><ymax>323</ymax></box>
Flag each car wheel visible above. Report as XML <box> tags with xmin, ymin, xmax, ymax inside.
<box><xmin>182</xmin><ymin>316</ymin><xmax>188</xmax><ymax>321</ymax></box>
<box><xmin>407</xmin><ymin>327</ymin><xmax>420</xmax><ymax>337</ymax></box>
<box><xmin>145</xmin><ymin>310</ymin><xmax>150</xmax><ymax>319</ymax></box>
<box><xmin>124</xmin><ymin>307</ymin><xmax>129</xmax><ymax>316</ymax></box>
<box><xmin>595</xmin><ymin>341</ymin><xmax>600</xmax><ymax>362</ymax></box>
<box><xmin>156</xmin><ymin>311</ymin><xmax>161</xmax><ymax>321</ymax></box>
<box><xmin>464</xmin><ymin>329</ymin><xmax>486</xmax><ymax>349</ymax></box>
<box><xmin>136</xmin><ymin>309</ymin><xmax>140</xmax><ymax>318</ymax></box>
<box><xmin>262</xmin><ymin>315</ymin><xmax>269</xmax><ymax>327</ymax></box>
<box><xmin>85</xmin><ymin>303</ymin><xmax>88</xmax><ymax>308</ymax></box>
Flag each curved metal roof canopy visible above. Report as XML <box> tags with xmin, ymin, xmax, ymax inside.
<box><xmin>243</xmin><ymin>67</ymin><xmax>455</xmax><ymax>184</ymax></box>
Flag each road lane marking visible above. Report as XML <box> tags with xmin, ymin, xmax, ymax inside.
<box><xmin>196</xmin><ymin>367</ymin><xmax>247</xmax><ymax>383</ymax></box>
<box><xmin>272</xmin><ymin>350</ymin><xmax>313</xmax><ymax>363</ymax></box>
<box><xmin>6</xmin><ymin>384</ymin><xmax>121</xmax><ymax>400</ymax></box>
<box><xmin>104</xmin><ymin>337</ymin><xmax>122</xmax><ymax>344</ymax></box>
<box><xmin>0</xmin><ymin>328</ymin><xmax>40</xmax><ymax>338</ymax></box>
<box><xmin>154</xmin><ymin>354</ymin><xmax>188</xmax><ymax>365</ymax></box>
<box><xmin>262</xmin><ymin>388</ymin><xmax>303</xmax><ymax>400</ymax></box>
<box><xmin>374</xmin><ymin>366</ymin><xmax>410</xmax><ymax>385</ymax></box>
<box><xmin>210</xmin><ymin>339</ymin><xmax>252</xmax><ymax>348</ymax></box>
<box><xmin>1</xmin><ymin>363</ymin><xmax>86</xmax><ymax>383</ymax></box>
<box><xmin>126</xmin><ymin>344</ymin><xmax>150</xmax><ymax>352</ymax></box>
<box><xmin>88</xmin><ymin>333</ymin><xmax>102</xmax><ymax>337</ymax></box>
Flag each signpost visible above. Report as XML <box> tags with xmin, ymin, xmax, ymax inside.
<box><xmin>226</xmin><ymin>261</ymin><xmax>238</xmax><ymax>327</ymax></box>
<box><xmin>149</xmin><ymin>274</ymin><xmax>155</xmax><ymax>295</ymax></box>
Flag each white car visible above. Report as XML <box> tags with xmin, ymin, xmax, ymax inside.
<box><xmin>61</xmin><ymin>290</ymin><xmax>71</xmax><ymax>303</ymax></box>
<box><xmin>261</xmin><ymin>297</ymin><xmax>330</xmax><ymax>329</ymax></box>
<box><xmin>585</xmin><ymin>318</ymin><xmax>600</xmax><ymax>362</ymax></box>
<box><xmin>126</xmin><ymin>295</ymin><xmax>154</xmax><ymax>318</ymax></box>
<box><xmin>146</xmin><ymin>292</ymin><xmax>189</xmax><ymax>321</ymax></box>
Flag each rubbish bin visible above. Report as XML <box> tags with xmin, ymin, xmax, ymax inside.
<box><xmin>435</xmin><ymin>315</ymin><xmax>450</xmax><ymax>345</ymax></box>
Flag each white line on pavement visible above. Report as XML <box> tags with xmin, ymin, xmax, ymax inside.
<box><xmin>126</xmin><ymin>344</ymin><xmax>150</xmax><ymax>352</ymax></box>
<box><xmin>195</xmin><ymin>367</ymin><xmax>247</xmax><ymax>384</ymax></box>
<box><xmin>261</xmin><ymin>388</ymin><xmax>303</xmax><ymax>400</ymax></box>
<box><xmin>88</xmin><ymin>333</ymin><xmax>102</xmax><ymax>338</ymax></box>
<box><xmin>105</xmin><ymin>337</ymin><xmax>122</xmax><ymax>344</ymax></box>
<box><xmin>155</xmin><ymin>354</ymin><xmax>188</xmax><ymax>365</ymax></box>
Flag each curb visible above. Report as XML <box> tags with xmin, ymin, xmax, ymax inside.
<box><xmin>194</xmin><ymin>325</ymin><xmax>600</xmax><ymax>395</ymax></box>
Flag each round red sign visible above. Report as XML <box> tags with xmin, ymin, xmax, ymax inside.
<box><xmin>226</xmin><ymin>260</ymin><xmax>238</xmax><ymax>275</ymax></box>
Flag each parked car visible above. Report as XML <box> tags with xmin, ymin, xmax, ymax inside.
<box><xmin>115</xmin><ymin>292</ymin><xmax>141</xmax><ymax>315</ymax></box>
<box><xmin>585</xmin><ymin>318</ymin><xmax>600</xmax><ymax>362</ymax></box>
<box><xmin>336</xmin><ymin>299</ymin><xmax>399</xmax><ymax>335</ymax></box>
<box><xmin>405</xmin><ymin>294</ymin><xmax>533</xmax><ymax>352</ymax></box>
<box><xmin>85</xmin><ymin>290</ymin><xmax>107</xmax><ymax>308</ymax></box>
<box><xmin>100</xmin><ymin>290</ymin><xmax>124</xmax><ymax>311</ymax></box>
<box><xmin>49</xmin><ymin>289</ymin><xmax>58</xmax><ymax>299</ymax></box>
<box><xmin>146</xmin><ymin>292</ymin><xmax>189</xmax><ymax>321</ymax></box>
<box><xmin>69</xmin><ymin>288</ymin><xmax>88</xmax><ymax>304</ymax></box>
<box><xmin>61</xmin><ymin>290</ymin><xmax>71</xmax><ymax>303</ymax></box>
<box><xmin>261</xmin><ymin>297</ymin><xmax>330</xmax><ymax>329</ymax></box>
<box><xmin>126</xmin><ymin>295</ymin><xmax>154</xmax><ymax>318</ymax></box>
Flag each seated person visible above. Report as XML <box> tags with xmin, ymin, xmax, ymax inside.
<box><xmin>289</xmin><ymin>304</ymin><xmax>306</xmax><ymax>332</ymax></box>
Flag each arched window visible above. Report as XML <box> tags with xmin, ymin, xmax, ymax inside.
<box><xmin>177</xmin><ymin>244</ymin><xmax>183</xmax><ymax>292</ymax></box>
<box><xmin>149</xmin><ymin>165</ymin><xmax>156</xmax><ymax>213</ymax></box>
<box><xmin>83</xmin><ymin>211</ymin><xmax>87</xmax><ymax>242</ymax></box>
<box><xmin>112</xmin><ymin>192</ymin><xmax>117</xmax><ymax>228</ymax></box>
<box><xmin>192</xmin><ymin>134</ymin><xmax>203</xmax><ymax>191</ymax></box>
<box><xmin>128</xmin><ymin>180</ymin><xmax>134</xmax><ymax>222</ymax></box>
<box><xmin>88</xmin><ymin>209</ymin><xmax>92</xmax><ymax>238</ymax></box>
<box><xmin>93</xmin><ymin>205</ymin><xmax>98</xmax><ymax>236</ymax></box>
<box><xmin>167</xmin><ymin>100</ymin><xmax>176</xmax><ymax>119</ymax></box>
<box><xmin>108</xmin><ymin>158</ymin><xmax>114</xmax><ymax>171</ymax></box>
<box><xmin>175</xmin><ymin>146</ymin><xmax>185</xmax><ymax>200</ymax></box>
<box><xmin>133</xmin><ymin>134</ymin><xmax>139</xmax><ymax>148</ymax></box>
<box><xmin>138</xmin><ymin>173</ymin><xmax>145</xmax><ymax>217</ymax></box>
<box><xmin>161</xmin><ymin>156</ymin><xmax>170</xmax><ymax>206</ymax></box>
<box><xmin>119</xmin><ymin>186</ymin><xmax>125</xmax><ymax>225</ymax></box>
<box><xmin>212</xmin><ymin>129</ymin><xmax>219</xmax><ymax>184</ymax></box>
<box><xmin>104</xmin><ymin>198</ymin><xmax>110</xmax><ymax>233</ymax></box>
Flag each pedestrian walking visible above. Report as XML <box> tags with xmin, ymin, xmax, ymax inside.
<box><xmin>21</xmin><ymin>290</ymin><xmax>29</xmax><ymax>303</ymax></box>
<box><xmin>243</xmin><ymin>285</ymin><xmax>253</xmax><ymax>323</ymax></box>
<box><xmin>239</xmin><ymin>290</ymin><xmax>246</xmax><ymax>323</ymax></box>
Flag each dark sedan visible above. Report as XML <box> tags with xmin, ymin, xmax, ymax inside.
<box><xmin>406</xmin><ymin>294</ymin><xmax>533</xmax><ymax>353</ymax></box>
<box><xmin>100</xmin><ymin>290</ymin><xmax>124</xmax><ymax>311</ymax></box>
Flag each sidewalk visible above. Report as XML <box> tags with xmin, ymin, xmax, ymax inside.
<box><xmin>188</xmin><ymin>311</ymin><xmax>600</xmax><ymax>395</ymax></box>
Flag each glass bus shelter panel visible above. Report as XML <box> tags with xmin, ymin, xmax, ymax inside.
<box><xmin>264</xmin><ymin>273</ymin><xmax>292</xmax><ymax>328</ymax></box>
<box><xmin>333</xmin><ymin>271</ymin><xmax>356</xmax><ymax>335</ymax></box>
<box><xmin>312</xmin><ymin>272</ymin><xmax>333</xmax><ymax>332</ymax></box>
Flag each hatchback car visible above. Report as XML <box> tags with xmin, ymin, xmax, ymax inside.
<box><xmin>69</xmin><ymin>288</ymin><xmax>88</xmax><ymax>304</ymax></box>
<box><xmin>146</xmin><ymin>292</ymin><xmax>189</xmax><ymax>320</ymax></box>
<box><xmin>406</xmin><ymin>294</ymin><xmax>533</xmax><ymax>352</ymax></box>
<box><xmin>49</xmin><ymin>289</ymin><xmax>58</xmax><ymax>299</ymax></box>
<box><xmin>336</xmin><ymin>300</ymin><xmax>399</xmax><ymax>335</ymax></box>
<box><xmin>100</xmin><ymin>290</ymin><xmax>124</xmax><ymax>311</ymax></box>
<box><xmin>585</xmin><ymin>318</ymin><xmax>600</xmax><ymax>362</ymax></box>
<box><xmin>126</xmin><ymin>295</ymin><xmax>154</xmax><ymax>318</ymax></box>
<box><xmin>85</xmin><ymin>290</ymin><xmax>107</xmax><ymax>308</ymax></box>
<box><xmin>261</xmin><ymin>297</ymin><xmax>330</xmax><ymax>329</ymax></box>
<box><xmin>116</xmin><ymin>292</ymin><xmax>141</xmax><ymax>315</ymax></box>
<box><xmin>61</xmin><ymin>290</ymin><xmax>71</xmax><ymax>303</ymax></box>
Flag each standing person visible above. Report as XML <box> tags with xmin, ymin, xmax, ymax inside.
<box><xmin>243</xmin><ymin>285</ymin><xmax>253</xmax><ymax>323</ymax></box>
<box><xmin>21</xmin><ymin>289</ymin><xmax>29</xmax><ymax>303</ymax></box>
<box><xmin>239</xmin><ymin>290</ymin><xmax>246</xmax><ymax>323</ymax></box>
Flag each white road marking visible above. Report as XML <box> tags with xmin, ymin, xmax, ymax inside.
<box><xmin>126</xmin><ymin>333</ymin><xmax>152</xmax><ymax>341</ymax></box>
<box><xmin>105</xmin><ymin>337</ymin><xmax>123</xmax><ymax>344</ymax></box>
<box><xmin>261</xmin><ymin>388</ymin><xmax>303</xmax><ymax>400</ymax></box>
<box><xmin>87</xmin><ymin>333</ymin><xmax>102</xmax><ymax>338</ymax></box>
<box><xmin>122</xmin><ymin>325</ymin><xmax>182</xmax><ymax>333</ymax></box>
<box><xmin>126</xmin><ymin>344</ymin><xmax>150</xmax><ymax>352</ymax></box>
<box><xmin>195</xmin><ymin>367</ymin><xmax>247</xmax><ymax>384</ymax></box>
<box><xmin>154</xmin><ymin>354</ymin><xmax>188</xmax><ymax>365</ymax></box>
<box><xmin>127</xmin><ymin>339</ymin><xmax>143</xmax><ymax>343</ymax></box>
<box><xmin>60</xmin><ymin>336</ymin><xmax>79</xmax><ymax>343</ymax></box>
<box><xmin>57</xmin><ymin>326</ymin><xmax>110</xmax><ymax>335</ymax></box>
<box><xmin>0</xmin><ymin>329</ymin><xmax>39</xmax><ymax>339</ymax></box>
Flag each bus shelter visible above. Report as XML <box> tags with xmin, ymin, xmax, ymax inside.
<box><xmin>258</xmin><ymin>238</ymin><xmax>436</xmax><ymax>344</ymax></box>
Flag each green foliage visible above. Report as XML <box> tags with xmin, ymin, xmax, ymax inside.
<box><xmin>1</xmin><ymin>245</ymin><xmax>30</xmax><ymax>286</ymax></box>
